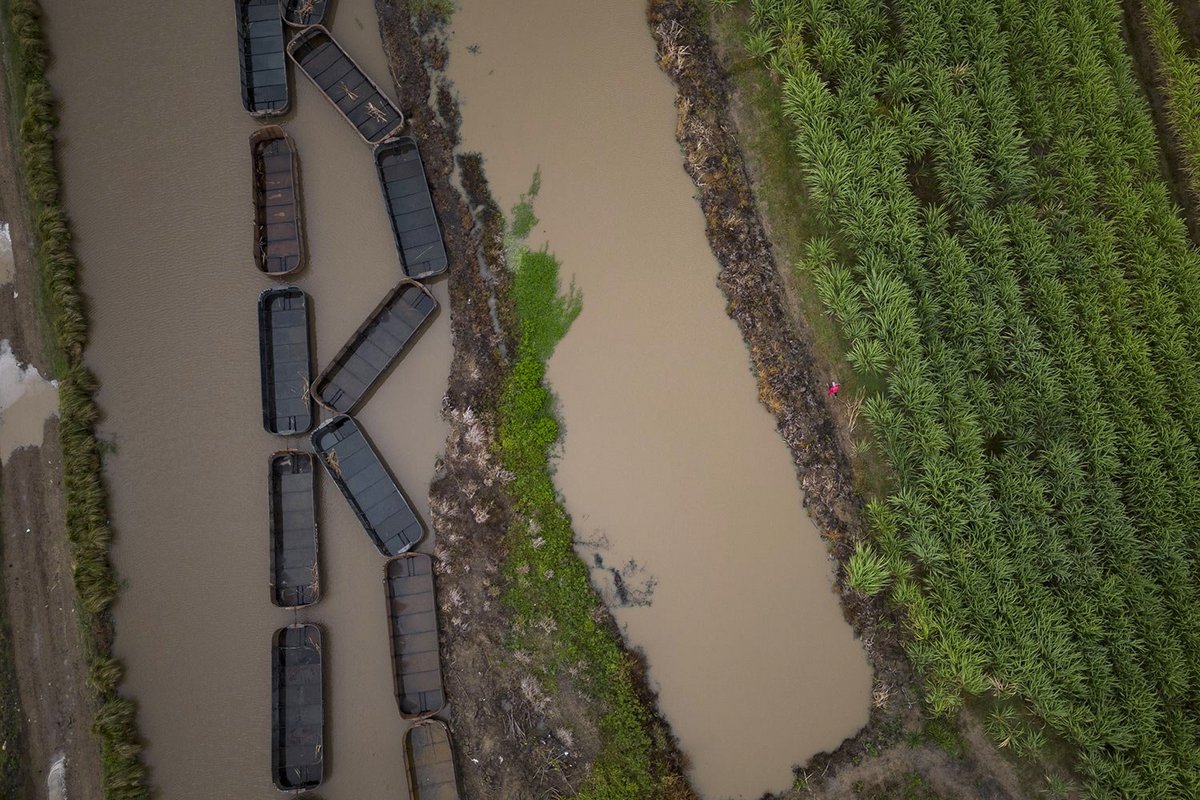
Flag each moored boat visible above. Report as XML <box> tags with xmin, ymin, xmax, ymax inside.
<box><xmin>287</xmin><ymin>26</ymin><xmax>404</xmax><ymax>145</ymax></box>
<box><xmin>235</xmin><ymin>0</ymin><xmax>289</xmax><ymax>117</ymax></box>
<box><xmin>269</xmin><ymin>451</ymin><xmax>319</xmax><ymax>608</ymax></box>
<box><xmin>271</xmin><ymin>624</ymin><xmax>324</xmax><ymax>791</ymax></box>
<box><xmin>405</xmin><ymin>720</ymin><xmax>461</xmax><ymax>800</ymax></box>
<box><xmin>251</xmin><ymin>126</ymin><xmax>304</xmax><ymax>275</ymax></box>
<box><xmin>374</xmin><ymin>137</ymin><xmax>449</xmax><ymax>279</ymax></box>
<box><xmin>258</xmin><ymin>287</ymin><xmax>313</xmax><ymax>435</ymax></box>
<box><xmin>280</xmin><ymin>0</ymin><xmax>330</xmax><ymax>27</ymax></box>
<box><xmin>312</xmin><ymin>280</ymin><xmax>438</xmax><ymax>414</ymax></box>
<box><xmin>310</xmin><ymin>415</ymin><xmax>423</xmax><ymax>556</ymax></box>
<box><xmin>384</xmin><ymin>554</ymin><xmax>445</xmax><ymax>719</ymax></box>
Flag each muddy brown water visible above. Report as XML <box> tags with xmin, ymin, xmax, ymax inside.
<box><xmin>42</xmin><ymin>1</ymin><xmax>449</xmax><ymax>797</ymax></box>
<box><xmin>447</xmin><ymin>2</ymin><xmax>872</xmax><ymax>797</ymax></box>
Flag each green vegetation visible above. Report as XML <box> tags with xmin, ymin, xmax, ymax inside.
<box><xmin>729</xmin><ymin>0</ymin><xmax>1200</xmax><ymax>795</ymax></box>
<box><xmin>4</xmin><ymin>0</ymin><xmax>148</xmax><ymax>797</ymax></box>
<box><xmin>845</xmin><ymin>542</ymin><xmax>891</xmax><ymax>596</ymax></box>
<box><xmin>409</xmin><ymin>0</ymin><xmax>453</xmax><ymax>23</ymax></box>
<box><xmin>1141</xmin><ymin>0</ymin><xmax>1200</xmax><ymax>199</ymax></box>
<box><xmin>496</xmin><ymin>179</ymin><xmax>685</xmax><ymax>799</ymax></box>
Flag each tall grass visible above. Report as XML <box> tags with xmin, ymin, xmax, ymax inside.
<box><xmin>4</xmin><ymin>0</ymin><xmax>148</xmax><ymax>796</ymax></box>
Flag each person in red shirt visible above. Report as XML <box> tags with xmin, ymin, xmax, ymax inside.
<box><xmin>826</xmin><ymin>381</ymin><xmax>840</xmax><ymax>398</ymax></box>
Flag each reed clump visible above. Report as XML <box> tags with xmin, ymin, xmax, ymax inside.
<box><xmin>6</xmin><ymin>0</ymin><xmax>149</xmax><ymax>796</ymax></box>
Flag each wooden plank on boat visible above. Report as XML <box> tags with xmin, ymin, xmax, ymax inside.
<box><xmin>280</xmin><ymin>0</ymin><xmax>330</xmax><ymax>27</ymax></box>
<box><xmin>251</xmin><ymin>126</ymin><xmax>305</xmax><ymax>275</ymax></box>
<box><xmin>271</xmin><ymin>624</ymin><xmax>324</xmax><ymax>791</ymax></box>
<box><xmin>269</xmin><ymin>451</ymin><xmax>319</xmax><ymax>608</ymax></box>
<box><xmin>287</xmin><ymin>26</ymin><xmax>404</xmax><ymax>145</ymax></box>
<box><xmin>312</xmin><ymin>280</ymin><xmax>437</xmax><ymax>414</ymax></box>
<box><xmin>235</xmin><ymin>0</ymin><xmax>289</xmax><ymax>117</ymax></box>
<box><xmin>311</xmin><ymin>415</ymin><xmax>423</xmax><ymax>555</ymax></box>
<box><xmin>405</xmin><ymin>720</ymin><xmax>460</xmax><ymax>800</ymax></box>
<box><xmin>374</xmin><ymin>137</ymin><xmax>449</xmax><ymax>279</ymax></box>
<box><xmin>258</xmin><ymin>287</ymin><xmax>313</xmax><ymax>435</ymax></box>
<box><xmin>384</xmin><ymin>554</ymin><xmax>445</xmax><ymax>719</ymax></box>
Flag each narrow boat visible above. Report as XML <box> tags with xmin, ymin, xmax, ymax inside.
<box><xmin>235</xmin><ymin>0</ymin><xmax>289</xmax><ymax>117</ymax></box>
<box><xmin>258</xmin><ymin>287</ymin><xmax>313</xmax><ymax>435</ymax></box>
<box><xmin>271</xmin><ymin>624</ymin><xmax>324</xmax><ymax>791</ymax></box>
<box><xmin>251</xmin><ymin>126</ymin><xmax>305</xmax><ymax>276</ymax></box>
<box><xmin>310</xmin><ymin>415</ymin><xmax>423</xmax><ymax>556</ymax></box>
<box><xmin>269</xmin><ymin>451</ymin><xmax>319</xmax><ymax>608</ymax></box>
<box><xmin>280</xmin><ymin>0</ymin><xmax>330</xmax><ymax>27</ymax></box>
<box><xmin>312</xmin><ymin>280</ymin><xmax>438</xmax><ymax>414</ymax></box>
<box><xmin>287</xmin><ymin>26</ymin><xmax>404</xmax><ymax>145</ymax></box>
<box><xmin>384</xmin><ymin>554</ymin><xmax>446</xmax><ymax>719</ymax></box>
<box><xmin>374</xmin><ymin>137</ymin><xmax>449</xmax><ymax>279</ymax></box>
<box><xmin>405</xmin><ymin>720</ymin><xmax>461</xmax><ymax>800</ymax></box>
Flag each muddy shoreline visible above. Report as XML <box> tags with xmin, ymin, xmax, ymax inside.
<box><xmin>646</xmin><ymin>1</ymin><xmax>1033</xmax><ymax>797</ymax></box>
<box><xmin>0</xmin><ymin>17</ymin><xmax>103</xmax><ymax>799</ymax></box>
<box><xmin>377</xmin><ymin>4</ymin><xmax>695</xmax><ymax>797</ymax></box>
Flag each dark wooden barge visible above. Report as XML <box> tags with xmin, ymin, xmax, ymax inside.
<box><xmin>374</xmin><ymin>136</ymin><xmax>449</xmax><ymax>279</ymax></box>
<box><xmin>312</xmin><ymin>280</ymin><xmax>437</xmax><ymax>414</ymax></box>
<box><xmin>287</xmin><ymin>26</ymin><xmax>404</xmax><ymax>145</ymax></box>
<box><xmin>269</xmin><ymin>451</ymin><xmax>319</xmax><ymax>608</ymax></box>
<box><xmin>271</xmin><ymin>624</ymin><xmax>324</xmax><ymax>791</ymax></box>
<box><xmin>251</xmin><ymin>126</ymin><xmax>304</xmax><ymax>276</ymax></box>
<box><xmin>405</xmin><ymin>720</ymin><xmax>461</xmax><ymax>800</ymax></box>
<box><xmin>280</xmin><ymin>0</ymin><xmax>330</xmax><ymax>27</ymax></box>
<box><xmin>258</xmin><ymin>287</ymin><xmax>313</xmax><ymax>436</ymax></box>
<box><xmin>310</xmin><ymin>415</ymin><xmax>423</xmax><ymax>556</ymax></box>
<box><xmin>384</xmin><ymin>554</ymin><xmax>446</xmax><ymax>719</ymax></box>
<box><xmin>235</xmin><ymin>0</ymin><xmax>289</xmax><ymax>117</ymax></box>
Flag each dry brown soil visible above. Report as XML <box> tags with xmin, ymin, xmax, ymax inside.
<box><xmin>0</xmin><ymin>44</ymin><xmax>103</xmax><ymax>800</ymax></box>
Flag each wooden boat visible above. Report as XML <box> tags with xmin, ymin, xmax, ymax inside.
<box><xmin>280</xmin><ymin>0</ymin><xmax>330</xmax><ymax>27</ymax></box>
<box><xmin>269</xmin><ymin>451</ymin><xmax>319</xmax><ymax>608</ymax></box>
<box><xmin>405</xmin><ymin>720</ymin><xmax>461</xmax><ymax>800</ymax></box>
<box><xmin>312</xmin><ymin>280</ymin><xmax>438</xmax><ymax>414</ymax></box>
<box><xmin>374</xmin><ymin>137</ymin><xmax>449</xmax><ymax>279</ymax></box>
<box><xmin>258</xmin><ymin>287</ymin><xmax>313</xmax><ymax>436</ymax></box>
<box><xmin>251</xmin><ymin>127</ymin><xmax>304</xmax><ymax>275</ymax></box>
<box><xmin>384</xmin><ymin>554</ymin><xmax>446</xmax><ymax>719</ymax></box>
<box><xmin>310</xmin><ymin>415</ymin><xmax>423</xmax><ymax>556</ymax></box>
<box><xmin>287</xmin><ymin>26</ymin><xmax>404</xmax><ymax>145</ymax></box>
<box><xmin>271</xmin><ymin>624</ymin><xmax>324</xmax><ymax>791</ymax></box>
<box><xmin>235</xmin><ymin>0</ymin><xmax>289</xmax><ymax>117</ymax></box>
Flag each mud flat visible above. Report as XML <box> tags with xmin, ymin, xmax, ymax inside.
<box><xmin>447</xmin><ymin>1</ymin><xmax>871</xmax><ymax>796</ymax></box>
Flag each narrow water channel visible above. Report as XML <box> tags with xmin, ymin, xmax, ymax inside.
<box><xmin>447</xmin><ymin>2</ymin><xmax>872</xmax><ymax>797</ymax></box>
<box><xmin>43</xmin><ymin>2</ymin><xmax>450</xmax><ymax>797</ymax></box>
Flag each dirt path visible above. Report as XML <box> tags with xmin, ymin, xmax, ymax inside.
<box><xmin>0</xmin><ymin>35</ymin><xmax>103</xmax><ymax>800</ymax></box>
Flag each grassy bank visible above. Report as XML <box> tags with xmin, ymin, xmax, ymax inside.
<box><xmin>720</xmin><ymin>0</ymin><xmax>1200</xmax><ymax>795</ymax></box>
<box><xmin>1140</xmin><ymin>0</ymin><xmax>1200</xmax><ymax>200</ymax></box>
<box><xmin>496</xmin><ymin>178</ymin><xmax>690</xmax><ymax>800</ymax></box>
<box><xmin>4</xmin><ymin>1</ymin><xmax>148</xmax><ymax>797</ymax></box>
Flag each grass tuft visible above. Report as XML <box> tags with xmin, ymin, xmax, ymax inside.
<box><xmin>3</xmin><ymin>0</ymin><xmax>149</xmax><ymax>796</ymax></box>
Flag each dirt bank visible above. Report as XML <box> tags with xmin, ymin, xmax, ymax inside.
<box><xmin>646</xmin><ymin>1</ymin><xmax>1032</xmax><ymax>796</ymax></box>
<box><xmin>0</xmin><ymin>38</ymin><xmax>102</xmax><ymax>800</ymax></box>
